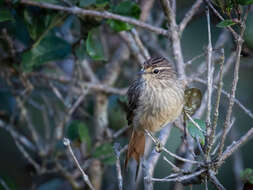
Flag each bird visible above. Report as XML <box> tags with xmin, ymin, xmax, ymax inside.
<box><xmin>124</xmin><ymin>56</ymin><xmax>186</xmax><ymax>178</ymax></box>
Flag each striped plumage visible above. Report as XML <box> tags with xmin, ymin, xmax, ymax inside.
<box><xmin>125</xmin><ymin>57</ymin><xmax>185</xmax><ymax>178</ymax></box>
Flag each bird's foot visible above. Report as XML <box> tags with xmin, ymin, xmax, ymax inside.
<box><xmin>144</xmin><ymin>129</ymin><xmax>163</xmax><ymax>153</ymax></box>
<box><xmin>155</xmin><ymin>140</ymin><xmax>163</xmax><ymax>153</ymax></box>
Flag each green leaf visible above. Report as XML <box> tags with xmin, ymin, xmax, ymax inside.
<box><xmin>21</xmin><ymin>34</ymin><xmax>71</xmax><ymax>71</ymax></box>
<box><xmin>216</xmin><ymin>19</ymin><xmax>236</xmax><ymax>28</ymax></box>
<box><xmin>107</xmin><ymin>19</ymin><xmax>133</xmax><ymax>32</ymax></box>
<box><xmin>67</xmin><ymin>121</ymin><xmax>91</xmax><ymax>149</ymax></box>
<box><xmin>240</xmin><ymin>168</ymin><xmax>253</xmax><ymax>184</ymax></box>
<box><xmin>78</xmin><ymin>123</ymin><xmax>91</xmax><ymax>149</ymax></box>
<box><xmin>237</xmin><ymin>0</ymin><xmax>253</xmax><ymax>5</ymax></box>
<box><xmin>86</xmin><ymin>28</ymin><xmax>105</xmax><ymax>60</ymax></box>
<box><xmin>111</xmin><ymin>0</ymin><xmax>140</xmax><ymax>19</ymax></box>
<box><xmin>93</xmin><ymin>143</ymin><xmax>116</xmax><ymax>165</ymax></box>
<box><xmin>187</xmin><ymin>119</ymin><xmax>206</xmax><ymax>145</ymax></box>
<box><xmin>0</xmin><ymin>9</ymin><xmax>14</xmax><ymax>22</ymax></box>
<box><xmin>108</xmin><ymin>0</ymin><xmax>141</xmax><ymax>32</ymax></box>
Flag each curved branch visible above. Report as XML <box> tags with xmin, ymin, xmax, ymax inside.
<box><xmin>20</xmin><ymin>0</ymin><xmax>168</xmax><ymax>36</ymax></box>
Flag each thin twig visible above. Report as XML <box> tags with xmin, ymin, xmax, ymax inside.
<box><xmin>80</xmin><ymin>59</ymin><xmax>100</xmax><ymax>83</ymax></box>
<box><xmin>162</xmin><ymin>147</ymin><xmax>201</xmax><ymax>165</ymax></box>
<box><xmin>208</xmin><ymin>49</ymin><xmax>224</xmax><ymax>153</ymax></box>
<box><xmin>205</xmin><ymin>0</ymin><xmax>238</xmax><ymax>39</ymax></box>
<box><xmin>147</xmin><ymin>169</ymin><xmax>206</xmax><ymax>182</ymax></box>
<box><xmin>119</xmin><ymin>31</ymin><xmax>146</xmax><ymax>65</ymax></box>
<box><xmin>218</xmin><ymin>127</ymin><xmax>253</xmax><ymax>167</ymax></box>
<box><xmin>205</xmin><ymin>7</ymin><xmax>213</xmax><ymax>154</ymax></box>
<box><xmin>209</xmin><ymin>170</ymin><xmax>226</xmax><ymax>190</ymax></box>
<box><xmin>160</xmin><ymin>0</ymin><xmax>185</xmax><ymax>78</ymax></box>
<box><xmin>144</xmin><ymin>125</ymin><xmax>172</xmax><ymax>190</ymax></box>
<box><xmin>193</xmin><ymin>77</ymin><xmax>253</xmax><ymax>121</ymax></box>
<box><xmin>185</xmin><ymin>52</ymin><xmax>205</xmax><ymax>65</ymax></box>
<box><xmin>179</xmin><ymin>0</ymin><xmax>202</xmax><ymax>34</ymax></box>
<box><xmin>218</xmin><ymin>7</ymin><xmax>250</xmax><ymax>157</ymax></box>
<box><xmin>63</xmin><ymin>138</ymin><xmax>95</xmax><ymax>190</ymax></box>
<box><xmin>113</xmin><ymin>125</ymin><xmax>131</xmax><ymax>139</ymax></box>
<box><xmin>131</xmin><ymin>29</ymin><xmax>150</xmax><ymax>60</ymax></box>
<box><xmin>0</xmin><ymin>177</ymin><xmax>11</xmax><ymax>190</ymax></box>
<box><xmin>163</xmin><ymin>156</ymin><xmax>181</xmax><ymax>172</ymax></box>
<box><xmin>185</xmin><ymin>112</ymin><xmax>206</xmax><ymax>135</ymax></box>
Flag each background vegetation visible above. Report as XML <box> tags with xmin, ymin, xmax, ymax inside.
<box><xmin>0</xmin><ymin>0</ymin><xmax>253</xmax><ymax>189</ymax></box>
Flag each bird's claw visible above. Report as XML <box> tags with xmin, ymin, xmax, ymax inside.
<box><xmin>155</xmin><ymin>140</ymin><xmax>163</xmax><ymax>153</ymax></box>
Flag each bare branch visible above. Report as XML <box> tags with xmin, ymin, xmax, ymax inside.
<box><xmin>185</xmin><ymin>112</ymin><xmax>206</xmax><ymax>134</ymax></box>
<box><xmin>179</xmin><ymin>0</ymin><xmax>202</xmax><ymax>34</ymax></box>
<box><xmin>209</xmin><ymin>49</ymin><xmax>224</xmax><ymax>152</ymax></box>
<box><xmin>160</xmin><ymin>0</ymin><xmax>185</xmax><ymax>78</ymax></box>
<box><xmin>218</xmin><ymin>127</ymin><xmax>253</xmax><ymax>167</ymax></box>
<box><xmin>209</xmin><ymin>171</ymin><xmax>226</xmax><ymax>190</ymax></box>
<box><xmin>144</xmin><ymin>125</ymin><xmax>172</xmax><ymax>190</ymax></box>
<box><xmin>205</xmin><ymin>5</ymin><xmax>213</xmax><ymax>126</ymax></box>
<box><xmin>218</xmin><ymin>36</ymin><xmax>246</xmax><ymax>157</ymax></box>
<box><xmin>63</xmin><ymin>138</ymin><xmax>95</xmax><ymax>190</ymax></box>
<box><xmin>193</xmin><ymin>77</ymin><xmax>253</xmax><ymax>122</ymax></box>
<box><xmin>146</xmin><ymin>169</ymin><xmax>206</xmax><ymax>182</ymax></box>
<box><xmin>131</xmin><ymin>29</ymin><xmax>150</xmax><ymax>60</ymax></box>
<box><xmin>163</xmin><ymin>156</ymin><xmax>181</xmax><ymax>172</ymax></box>
<box><xmin>205</xmin><ymin>0</ymin><xmax>238</xmax><ymax>39</ymax></box>
<box><xmin>20</xmin><ymin>0</ymin><xmax>168</xmax><ymax>36</ymax></box>
<box><xmin>140</xmin><ymin>0</ymin><xmax>155</xmax><ymax>22</ymax></box>
<box><xmin>114</xmin><ymin>143</ymin><xmax>123</xmax><ymax>190</ymax></box>
<box><xmin>119</xmin><ymin>31</ymin><xmax>146</xmax><ymax>65</ymax></box>
<box><xmin>80</xmin><ymin>59</ymin><xmax>100</xmax><ymax>83</ymax></box>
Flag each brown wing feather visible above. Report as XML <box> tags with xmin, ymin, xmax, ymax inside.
<box><xmin>126</xmin><ymin>79</ymin><xmax>142</xmax><ymax>125</ymax></box>
<box><xmin>125</xmin><ymin>78</ymin><xmax>145</xmax><ymax>179</ymax></box>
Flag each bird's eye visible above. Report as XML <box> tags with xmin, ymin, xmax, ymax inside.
<box><xmin>153</xmin><ymin>69</ymin><xmax>159</xmax><ymax>74</ymax></box>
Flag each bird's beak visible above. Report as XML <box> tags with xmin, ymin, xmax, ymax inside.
<box><xmin>138</xmin><ymin>69</ymin><xmax>146</xmax><ymax>75</ymax></box>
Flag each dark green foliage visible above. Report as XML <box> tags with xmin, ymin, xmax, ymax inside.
<box><xmin>86</xmin><ymin>28</ymin><xmax>106</xmax><ymax>61</ymax></box>
<box><xmin>93</xmin><ymin>143</ymin><xmax>116</xmax><ymax>165</ymax></box>
<box><xmin>245</xmin><ymin>14</ymin><xmax>253</xmax><ymax>49</ymax></box>
<box><xmin>67</xmin><ymin>120</ymin><xmax>91</xmax><ymax>150</ymax></box>
<box><xmin>187</xmin><ymin>119</ymin><xmax>206</xmax><ymax>145</ymax></box>
<box><xmin>237</xmin><ymin>0</ymin><xmax>253</xmax><ymax>5</ymax></box>
<box><xmin>217</xmin><ymin>19</ymin><xmax>236</xmax><ymax>28</ymax></box>
<box><xmin>107</xmin><ymin>0</ymin><xmax>140</xmax><ymax>32</ymax></box>
<box><xmin>21</xmin><ymin>33</ymin><xmax>71</xmax><ymax>71</ymax></box>
<box><xmin>241</xmin><ymin>168</ymin><xmax>253</xmax><ymax>184</ymax></box>
<box><xmin>0</xmin><ymin>9</ymin><xmax>14</xmax><ymax>22</ymax></box>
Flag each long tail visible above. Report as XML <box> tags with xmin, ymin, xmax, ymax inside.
<box><xmin>124</xmin><ymin>130</ymin><xmax>145</xmax><ymax>179</ymax></box>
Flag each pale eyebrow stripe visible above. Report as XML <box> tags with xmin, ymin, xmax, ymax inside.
<box><xmin>151</xmin><ymin>66</ymin><xmax>172</xmax><ymax>70</ymax></box>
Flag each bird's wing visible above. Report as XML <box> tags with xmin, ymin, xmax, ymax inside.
<box><xmin>126</xmin><ymin>79</ymin><xmax>142</xmax><ymax>126</ymax></box>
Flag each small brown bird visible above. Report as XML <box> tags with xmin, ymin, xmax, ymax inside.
<box><xmin>125</xmin><ymin>57</ymin><xmax>185</xmax><ymax>176</ymax></box>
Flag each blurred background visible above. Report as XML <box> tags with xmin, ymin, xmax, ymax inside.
<box><xmin>0</xmin><ymin>0</ymin><xmax>253</xmax><ymax>189</ymax></box>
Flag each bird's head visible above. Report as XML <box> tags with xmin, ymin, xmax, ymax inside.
<box><xmin>138</xmin><ymin>57</ymin><xmax>176</xmax><ymax>81</ymax></box>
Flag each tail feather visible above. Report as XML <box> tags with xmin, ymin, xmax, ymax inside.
<box><xmin>125</xmin><ymin>130</ymin><xmax>145</xmax><ymax>180</ymax></box>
